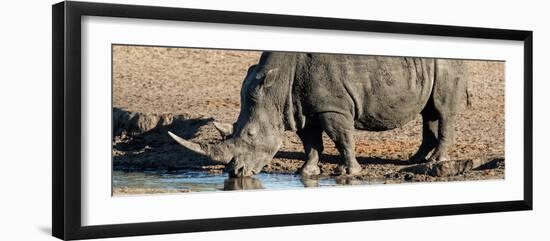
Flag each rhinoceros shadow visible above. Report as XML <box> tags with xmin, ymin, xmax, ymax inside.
<box><xmin>113</xmin><ymin>107</ymin><xmax>412</xmax><ymax>171</ymax></box>
<box><xmin>274</xmin><ymin>151</ymin><xmax>411</xmax><ymax>166</ymax></box>
<box><xmin>112</xmin><ymin>108</ymin><xmax>218</xmax><ymax>171</ymax></box>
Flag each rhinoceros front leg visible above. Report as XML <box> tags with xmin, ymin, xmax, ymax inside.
<box><xmin>297</xmin><ymin>125</ymin><xmax>324</xmax><ymax>176</ymax></box>
<box><xmin>319</xmin><ymin>112</ymin><xmax>362</xmax><ymax>175</ymax></box>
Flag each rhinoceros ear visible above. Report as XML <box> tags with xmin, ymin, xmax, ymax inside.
<box><xmin>259</xmin><ymin>68</ymin><xmax>279</xmax><ymax>88</ymax></box>
<box><xmin>213</xmin><ymin>121</ymin><xmax>234</xmax><ymax>139</ymax></box>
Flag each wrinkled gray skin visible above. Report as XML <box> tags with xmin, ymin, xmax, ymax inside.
<box><xmin>169</xmin><ymin>52</ymin><xmax>467</xmax><ymax>177</ymax></box>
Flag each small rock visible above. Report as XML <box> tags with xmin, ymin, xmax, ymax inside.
<box><xmin>400</xmin><ymin>158</ymin><xmax>494</xmax><ymax>177</ymax></box>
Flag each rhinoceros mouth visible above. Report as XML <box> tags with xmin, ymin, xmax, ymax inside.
<box><xmin>226</xmin><ymin>159</ymin><xmax>263</xmax><ymax>177</ymax></box>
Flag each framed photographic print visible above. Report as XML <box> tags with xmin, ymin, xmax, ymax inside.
<box><xmin>52</xmin><ymin>1</ymin><xmax>533</xmax><ymax>240</ymax></box>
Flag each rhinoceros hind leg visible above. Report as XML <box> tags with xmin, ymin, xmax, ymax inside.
<box><xmin>427</xmin><ymin>116</ymin><xmax>454</xmax><ymax>163</ymax></box>
<box><xmin>297</xmin><ymin>125</ymin><xmax>323</xmax><ymax>176</ymax></box>
<box><xmin>410</xmin><ymin>101</ymin><xmax>439</xmax><ymax>164</ymax></box>
<box><xmin>319</xmin><ymin>112</ymin><xmax>362</xmax><ymax>175</ymax></box>
<box><xmin>425</xmin><ymin>59</ymin><xmax>466</xmax><ymax>163</ymax></box>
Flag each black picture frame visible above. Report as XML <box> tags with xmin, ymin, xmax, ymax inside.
<box><xmin>52</xmin><ymin>1</ymin><xmax>533</xmax><ymax>240</ymax></box>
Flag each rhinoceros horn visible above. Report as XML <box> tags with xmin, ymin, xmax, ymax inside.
<box><xmin>213</xmin><ymin>121</ymin><xmax>234</xmax><ymax>138</ymax></box>
<box><xmin>167</xmin><ymin>131</ymin><xmax>233</xmax><ymax>163</ymax></box>
<box><xmin>167</xmin><ymin>131</ymin><xmax>206</xmax><ymax>155</ymax></box>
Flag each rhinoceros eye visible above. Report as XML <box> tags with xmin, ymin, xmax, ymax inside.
<box><xmin>255</xmin><ymin>72</ymin><xmax>265</xmax><ymax>80</ymax></box>
<box><xmin>247</xmin><ymin>127</ymin><xmax>258</xmax><ymax>137</ymax></box>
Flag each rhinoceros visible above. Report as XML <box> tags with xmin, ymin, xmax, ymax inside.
<box><xmin>168</xmin><ymin>52</ymin><xmax>468</xmax><ymax>177</ymax></box>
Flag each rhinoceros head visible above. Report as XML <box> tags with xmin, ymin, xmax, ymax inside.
<box><xmin>169</xmin><ymin>54</ymin><xmax>294</xmax><ymax>177</ymax></box>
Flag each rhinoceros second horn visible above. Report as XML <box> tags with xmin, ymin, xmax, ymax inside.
<box><xmin>213</xmin><ymin>121</ymin><xmax>233</xmax><ymax>138</ymax></box>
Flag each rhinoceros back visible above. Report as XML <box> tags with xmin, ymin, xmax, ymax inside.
<box><xmin>343</xmin><ymin>56</ymin><xmax>435</xmax><ymax>131</ymax></box>
<box><xmin>292</xmin><ymin>54</ymin><xmax>435</xmax><ymax>131</ymax></box>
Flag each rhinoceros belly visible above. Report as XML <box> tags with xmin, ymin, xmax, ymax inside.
<box><xmin>343</xmin><ymin>56</ymin><xmax>435</xmax><ymax>131</ymax></box>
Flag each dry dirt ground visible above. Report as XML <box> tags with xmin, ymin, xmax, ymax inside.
<box><xmin>112</xmin><ymin>45</ymin><xmax>505</xmax><ymax>187</ymax></box>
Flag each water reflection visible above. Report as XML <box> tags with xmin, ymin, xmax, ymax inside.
<box><xmin>335</xmin><ymin>177</ymin><xmax>364</xmax><ymax>185</ymax></box>
<box><xmin>300</xmin><ymin>176</ymin><xmax>319</xmax><ymax>188</ymax></box>
<box><xmin>223</xmin><ymin>177</ymin><xmax>264</xmax><ymax>190</ymax></box>
<box><xmin>112</xmin><ymin>170</ymin><xmax>378</xmax><ymax>194</ymax></box>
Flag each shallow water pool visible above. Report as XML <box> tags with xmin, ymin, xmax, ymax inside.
<box><xmin>112</xmin><ymin>170</ymin><xmax>382</xmax><ymax>194</ymax></box>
